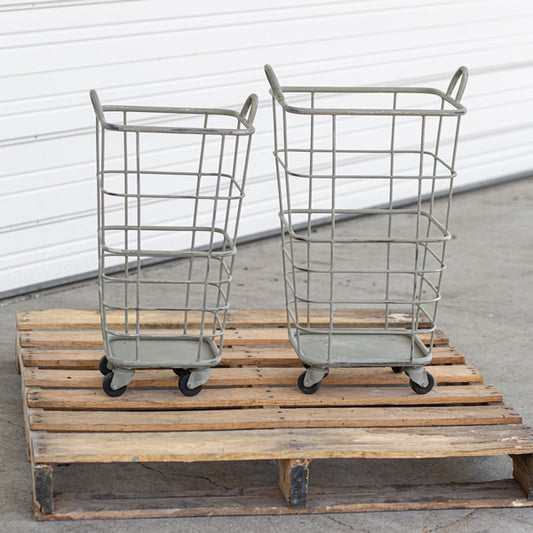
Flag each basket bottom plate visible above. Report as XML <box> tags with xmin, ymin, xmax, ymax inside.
<box><xmin>107</xmin><ymin>337</ymin><xmax>219</xmax><ymax>368</ymax></box>
<box><xmin>294</xmin><ymin>332</ymin><xmax>429</xmax><ymax>367</ymax></box>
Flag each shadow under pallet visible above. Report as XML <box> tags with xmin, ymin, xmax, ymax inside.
<box><xmin>16</xmin><ymin>308</ymin><xmax>533</xmax><ymax>520</ymax></box>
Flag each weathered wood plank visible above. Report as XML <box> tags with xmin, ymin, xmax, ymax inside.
<box><xmin>38</xmin><ymin>479</ymin><xmax>533</xmax><ymax>520</ymax></box>
<box><xmin>511</xmin><ymin>454</ymin><xmax>533</xmax><ymax>498</ymax></box>
<box><xmin>31</xmin><ymin>425</ymin><xmax>533</xmax><ymax>464</ymax></box>
<box><xmin>35</xmin><ymin>479</ymin><xmax>533</xmax><ymax>520</ymax></box>
<box><xmin>20</xmin><ymin>345</ymin><xmax>464</xmax><ymax>369</ymax></box>
<box><xmin>277</xmin><ymin>459</ymin><xmax>310</xmax><ymax>508</ymax></box>
<box><xmin>22</xmin><ymin>364</ymin><xmax>483</xmax><ymax>389</ymax></box>
<box><xmin>32</xmin><ymin>463</ymin><xmax>53</xmax><ymax>515</ymax></box>
<box><xmin>19</xmin><ymin>328</ymin><xmax>447</xmax><ymax>348</ymax></box>
<box><xmin>17</xmin><ymin>308</ymin><xmax>430</xmax><ymax>331</ymax></box>
<box><xmin>28</xmin><ymin>404</ymin><xmax>522</xmax><ymax>433</ymax></box>
<box><xmin>27</xmin><ymin>383</ymin><xmax>503</xmax><ymax>411</ymax></box>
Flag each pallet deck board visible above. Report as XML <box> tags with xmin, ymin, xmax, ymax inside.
<box><xmin>28</xmin><ymin>404</ymin><xmax>522</xmax><ymax>433</ymax></box>
<box><xmin>16</xmin><ymin>308</ymin><xmax>431</xmax><ymax>331</ymax></box>
<box><xmin>31</xmin><ymin>425</ymin><xmax>533</xmax><ymax>464</ymax></box>
<box><xmin>22</xmin><ymin>364</ymin><xmax>483</xmax><ymax>388</ymax></box>
<box><xmin>26</xmin><ymin>383</ymin><xmax>503</xmax><ymax>411</ymax></box>
<box><xmin>39</xmin><ymin>480</ymin><xmax>533</xmax><ymax>520</ymax></box>
<box><xmin>16</xmin><ymin>308</ymin><xmax>533</xmax><ymax>520</ymax></box>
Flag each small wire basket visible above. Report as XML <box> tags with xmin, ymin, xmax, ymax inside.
<box><xmin>265</xmin><ymin>64</ymin><xmax>467</xmax><ymax>394</ymax></box>
<box><xmin>91</xmin><ymin>91</ymin><xmax>257</xmax><ymax>397</ymax></box>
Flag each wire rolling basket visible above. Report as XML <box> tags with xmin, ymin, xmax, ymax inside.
<box><xmin>265</xmin><ymin>64</ymin><xmax>467</xmax><ymax>394</ymax></box>
<box><xmin>91</xmin><ymin>91</ymin><xmax>257</xmax><ymax>397</ymax></box>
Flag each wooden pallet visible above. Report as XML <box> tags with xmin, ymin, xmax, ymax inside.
<box><xmin>16</xmin><ymin>308</ymin><xmax>533</xmax><ymax>520</ymax></box>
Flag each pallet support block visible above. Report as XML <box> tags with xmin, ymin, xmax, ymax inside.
<box><xmin>32</xmin><ymin>463</ymin><xmax>53</xmax><ymax>516</ymax></box>
<box><xmin>277</xmin><ymin>459</ymin><xmax>310</xmax><ymax>507</ymax></box>
<box><xmin>511</xmin><ymin>454</ymin><xmax>533</xmax><ymax>498</ymax></box>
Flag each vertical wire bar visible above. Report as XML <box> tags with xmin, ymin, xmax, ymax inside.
<box><xmin>410</xmin><ymin>115</ymin><xmax>426</xmax><ymax>362</ymax></box>
<box><xmin>431</xmin><ymin>115</ymin><xmax>462</xmax><ymax>350</ymax></box>
<box><xmin>123</xmin><ymin>112</ymin><xmax>129</xmax><ymax>335</ymax></box>
<box><xmin>96</xmin><ymin>121</ymin><xmax>107</xmax><ymax>344</ymax></box>
<box><xmin>306</xmin><ymin>92</ymin><xmax>315</xmax><ymax>329</ymax></box>
<box><xmin>416</xmin><ymin>97</ymin><xmax>445</xmax><ymax>332</ymax></box>
<box><xmin>135</xmin><ymin>132</ymin><xmax>141</xmax><ymax>361</ymax></box>
<box><xmin>184</xmin><ymin>113</ymin><xmax>209</xmax><ymax>334</ymax></box>
<box><xmin>218</xmin><ymin>132</ymin><xmax>253</xmax><ymax>348</ymax></box>
<box><xmin>272</xmin><ymin>98</ymin><xmax>294</xmax><ymax>341</ymax></box>
<box><xmin>327</xmin><ymin>114</ymin><xmax>337</xmax><ymax>366</ymax></box>
<box><xmin>197</xmin><ymin>134</ymin><xmax>225</xmax><ymax>362</ymax></box>
<box><xmin>272</xmin><ymin>96</ymin><xmax>290</xmax><ymax>332</ymax></box>
<box><xmin>283</xmin><ymin>108</ymin><xmax>300</xmax><ymax>347</ymax></box>
<box><xmin>385</xmin><ymin>92</ymin><xmax>397</xmax><ymax>330</ymax></box>
<box><xmin>216</xmin><ymin>128</ymin><xmax>240</xmax><ymax>337</ymax></box>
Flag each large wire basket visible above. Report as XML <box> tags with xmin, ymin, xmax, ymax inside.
<box><xmin>91</xmin><ymin>91</ymin><xmax>257</xmax><ymax>397</ymax></box>
<box><xmin>265</xmin><ymin>64</ymin><xmax>467</xmax><ymax>394</ymax></box>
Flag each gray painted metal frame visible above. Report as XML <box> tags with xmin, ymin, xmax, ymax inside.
<box><xmin>265</xmin><ymin>64</ymin><xmax>467</xmax><ymax>394</ymax></box>
<box><xmin>90</xmin><ymin>90</ymin><xmax>257</xmax><ymax>396</ymax></box>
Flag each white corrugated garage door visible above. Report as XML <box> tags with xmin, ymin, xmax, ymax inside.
<box><xmin>1</xmin><ymin>0</ymin><xmax>532</xmax><ymax>297</ymax></box>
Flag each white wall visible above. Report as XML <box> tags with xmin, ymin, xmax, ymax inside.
<box><xmin>1</xmin><ymin>0</ymin><xmax>532</xmax><ymax>297</ymax></box>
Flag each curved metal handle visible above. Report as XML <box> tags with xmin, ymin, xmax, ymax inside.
<box><xmin>239</xmin><ymin>93</ymin><xmax>258</xmax><ymax>124</ymax></box>
<box><xmin>446</xmin><ymin>66</ymin><xmax>468</xmax><ymax>102</ymax></box>
<box><xmin>89</xmin><ymin>89</ymin><xmax>108</xmax><ymax>127</ymax></box>
<box><xmin>264</xmin><ymin>64</ymin><xmax>285</xmax><ymax>103</ymax></box>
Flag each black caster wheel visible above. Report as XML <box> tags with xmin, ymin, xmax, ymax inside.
<box><xmin>102</xmin><ymin>372</ymin><xmax>127</xmax><ymax>397</ymax></box>
<box><xmin>391</xmin><ymin>366</ymin><xmax>404</xmax><ymax>374</ymax></box>
<box><xmin>99</xmin><ymin>355</ymin><xmax>111</xmax><ymax>375</ymax></box>
<box><xmin>178</xmin><ymin>372</ymin><xmax>203</xmax><ymax>396</ymax></box>
<box><xmin>172</xmin><ymin>368</ymin><xmax>188</xmax><ymax>378</ymax></box>
<box><xmin>409</xmin><ymin>372</ymin><xmax>435</xmax><ymax>395</ymax></box>
<box><xmin>297</xmin><ymin>372</ymin><xmax>321</xmax><ymax>395</ymax></box>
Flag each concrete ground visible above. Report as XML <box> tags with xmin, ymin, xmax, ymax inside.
<box><xmin>1</xmin><ymin>177</ymin><xmax>532</xmax><ymax>532</ymax></box>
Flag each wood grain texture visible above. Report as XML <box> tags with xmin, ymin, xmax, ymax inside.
<box><xmin>28</xmin><ymin>405</ymin><xmax>522</xmax><ymax>433</ymax></box>
<box><xmin>21</xmin><ymin>364</ymin><xmax>483</xmax><ymax>389</ymax></box>
<box><xmin>277</xmin><ymin>459</ymin><xmax>310</xmax><ymax>508</ymax></box>
<box><xmin>511</xmin><ymin>454</ymin><xmax>533</xmax><ymax>498</ymax></box>
<box><xmin>17</xmin><ymin>308</ymin><xmax>431</xmax><ymax>331</ymax></box>
<box><xmin>32</xmin><ymin>463</ymin><xmax>53</xmax><ymax>515</ymax></box>
<box><xmin>35</xmin><ymin>479</ymin><xmax>533</xmax><ymax>520</ymax></box>
<box><xmin>26</xmin><ymin>383</ymin><xmax>503</xmax><ymax>411</ymax></box>
<box><xmin>32</xmin><ymin>425</ymin><xmax>533</xmax><ymax>464</ymax></box>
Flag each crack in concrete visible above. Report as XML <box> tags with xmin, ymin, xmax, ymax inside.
<box><xmin>326</xmin><ymin>515</ymin><xmax>367</xmax><ymax>532</ymax></box>
<box><xmin>423</xmin><ymin>510</ymin><xmax>478</xmax><ymax>533</ymax></box>
<box><xmin>0</xmin><ymin>417</ymin><xmax>23</xmax><ymax>429</ymax></box>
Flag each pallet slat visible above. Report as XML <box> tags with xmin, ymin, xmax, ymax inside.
<box><xmin>27</xmin><ymin>383</ymin><xmax>503</xmax><ymax>411</ymax></box>
<box><xmin>32</xmin><ymin>425</ymin><xmax>533</xmax><ymax>464</ymax></box>
<box><xmin>22</xmin><ymin>364</ymin><xmax>483</xmax><ymax>389</ymax></box>
<box><xmin>40</xmin><ymin>480</ymin><xmax>533</xmax><ymax>521</ymax></box>
<box><xmin>16</xmin><ymin>308</ymin><xmax>431</xmax><ymax>331</ymax></box>
<box><xmin>28</xmin><ymin>404</ymin><xmax>522</xmax><ymax>432</ymax></box>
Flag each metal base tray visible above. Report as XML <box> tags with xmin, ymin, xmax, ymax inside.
<box><xmin>107</xmin><ymin>337</ymin><xmax>220</xmax><ymax>369</ymax></box>
<box><xmin>293</xmin><ymin>331</ymin><xmax>430</xmax><ymax>367</ymax></box>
